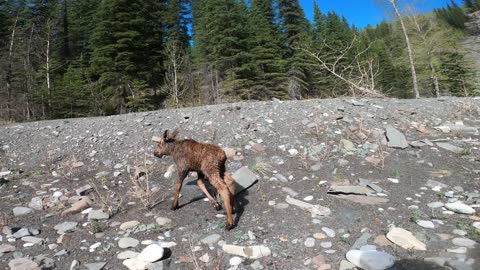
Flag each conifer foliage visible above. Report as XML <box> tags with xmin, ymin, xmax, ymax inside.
<box><xmin>0</xmin><ymin>0</ymin><xmax>477</xmax><ymax>122</ymax></box>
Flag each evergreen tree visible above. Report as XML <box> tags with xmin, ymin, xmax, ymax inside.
<box><xmin>277</xmin><ymin>0</ymin><xmax>311</xmax><ymax>99</ymax></box>
<box><xmin>247</xmin><ymin>0</ymin><xmax>287</xmax><ymax>99</ymax></box>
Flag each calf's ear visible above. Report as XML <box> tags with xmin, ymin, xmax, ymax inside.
<box><xmin>163</xmin><ymin>130</ymin><xmax>169</xmax><ymax>139</ymax></box>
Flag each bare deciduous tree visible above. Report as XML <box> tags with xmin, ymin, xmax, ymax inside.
<box><xmin>299</xmin><ymin>35</ymin><xmax>384</xmax><ymax>98</ymax></box>
<box><xmin>387</xmin><ymin>0</ymin><xmax>420</xmax><ymax>98</ymax></box>
<box><xmin>164</xmin><ymin>42</ymin><xmax>187</xmax><ymax>108</ymax></box>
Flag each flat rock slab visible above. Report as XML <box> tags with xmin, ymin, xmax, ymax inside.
<box><xmin>85</xmin><ymin>262</ymin><xmax>106</xmax><ymax>270</ymax></box>
<box><xmin>232</xmin><ymin>167</ymin><xmax>258</xmax><ymax>194</ymax></box>
<box><xmin>54</xmin><ymin>221</ymin><xmax>78</xmax><ymax>234</ymax></box>
<box><xmin>119</xmin><ymin>237</ymin><xmax>140</xmax><ymax>249</ymax></box>
<box><xmin>385</xmin><ymin>125</ymin><xmax>409</xmax><ymax>149</ymax></box>
<box><xmin>222</xmin><ymin>244</ymin><xmax>271</xmax><ymax>259</ymax></box>
<box><xmin>201</xmin><ymin>234</ymin><xmax>222</xmax><ymax>245</ymax></box>
<box><xmin>386</xmin><ymin>227</ymin><xmax>426</xmax><ymax>251</ymax></box>
<box><xmin>8</xmin><ymin>258</ymin><xmax>41</xmax><ymax>270</ymax></box>
<box><xmin>332</xmin><ymin>195</ymin><xmax>389</xmax><ymax>205</ymax></box>
<box><xmin>88</xmin><ymin>209</ymin><xmax>110</xmax><ymax>220</ymax></box>
<box><xmin>445</xmin><ymin>202</ymin><xmax>476</xmax><ymax>215</ymax></box>
<box><xmin>285</xmin><ymin>196</ymin><xmax>331</xmax><ymax>217</ymax></box>
<box><xmin>13</xmin><ymin>207</ymin><xmax>33</xmax><ymax>217</ymax></box>
<box><xmin>138</xmin><ymin>244</ymin><xmax>164</xmax><ymax>262</ymax></box>
<box><xmin>436</xmin><ymin>142</ymin><xmax>465</xmax><ymax>154</ymax></box>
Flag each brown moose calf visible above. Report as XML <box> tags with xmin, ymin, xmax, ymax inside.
<box><xmin>154</xmin><ymin>129</ymin><xmax>237</xmax><ymax>230</ymax></box>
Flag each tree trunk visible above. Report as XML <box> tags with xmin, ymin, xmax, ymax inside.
<box><xmin>6</xmin><ymin>15</ymin><xmax>18</xmax><ymax>118</ymax></box>
<box><xmin>429</xmin><ymin>61</ymin><xmax>440</xmax><ymax>97</ymax></box>
<box><xmin>46</xmin><ymin>30</ymin><xmax>52</xmax><ymax>117</ymax></box>
<box><xmin>389</xmin><ymin>0</ymin><xmax>420</xmax><ymax>98</ymax></box>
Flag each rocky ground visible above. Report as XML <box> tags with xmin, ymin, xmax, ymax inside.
<box><xmin>0</xmin><ymin>97</ymin><xmax>480</xmax><ymax>270</ymax></box>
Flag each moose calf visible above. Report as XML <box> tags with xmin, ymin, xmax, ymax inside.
<box><xmin>154</xmin><ymin>129</ymin><xmax>237</xmax><ymax>230</ymax></box>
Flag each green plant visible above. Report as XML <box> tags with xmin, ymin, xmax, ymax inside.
<box><xmin>87</xmin><ymin>221</ymin><xmax>105</xmax><ymax>234</ymax></box>
<box><xmin>249</xmin><ymin>162</ymin><xmax>273</xmax><ymax>176</ymax></box>
<box><xmin>409</xmin><ymin>212</ymin><xmax>420</xmax><ymax>223</ymax></box>
<box><xmin>391</xmin><ymin>169</ymin><xmax>401</xmax><ymax>178</ymax></box>
<box><xmin>460</xmin><ymin>148</ymin><xmax>472</xmax><ymax>156</ymax></box>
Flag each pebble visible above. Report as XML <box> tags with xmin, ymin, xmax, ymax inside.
<box><xmin>123</xmin><ymin>258</ymin><xmax>150</xmax><ymax>270</ymax></box>
<box><xmin>452</xmin><ymin>238</ymin><xmax>477</xmax><ymax>248</ymax></box>
<box><xmin>386</xmin><ymin>227</ymin><xmax>426</xmax><ymax>250</ymax></box>
<box><xmin>447</xmin><ymin>247</ymin><xmax>468</xmax><ymax>254</ymax></box>
<box><xmin>137</xmin><ymin>244</ymin><xmax>164</xmax><ymax>262</ymax></box>
<box><xmin>118</xmin><ymin>237</ymin><xmax>140</xmax><ymax>248</ymax></box>
<box><xmin>416</xmin><ymin>220</ymin><xmax>435</xmax><ymax>229</ymax></box>
<box><xmin>321</xmin><ymin>227</ymin><xmax>335</xmax><ymax>237</ymax></box>
<box><xmin>88</xmin><ymin>209</ymin><xmax>110</xmax><ymax>220</ymax></box>
<box><xmin>54</xmin><ymin>222</ymin><xmax>78</xmax><ymax>233</ymax></box>
<box><xmin>303</xmin><ymin>195</ymin><xmax>313</xmax><ymax>201</ymax></box>
<box><xmin>445</xmin><ymin>202</ymin><xmax>476</xmax><ymax>215</ymax></box>
<box><xmin>428</xmin><ymin>202</ymin><xmax>444</xmax><ymax>208</ymax></box>
<box><xmin>13</xmin><ymin>207</ymin><xmax>33</xmax><ymax>217</ymax></box>
<box><xmin>230</xmin><ymin>256</ymin><xmax>243</xmax><ymax>266</ymax></box>
<box><xmin>84</xmin><ymin>262</ymin><xmax>106</xmax><ymax>270</ymax></box>
<box><xmin>0</xmin><ymin>244</ymin><xmax>16</xmax><ymax>253</ymax></box>
<box><xmin>201</xmin><ymin>234</ymin><xmax>222</xmax><ymax>245</ymax></box>
<box><xmin>199</xmin><ymin>253</ymin><xmax>210</xmax><ymax>263</ymax></box>
<box><xmin>320</xmin><ymin>242</ymin><xmax>332</xmax><ymax>248</ymax></box>
<box><xmin>117</xmin><ymin>251</ymin><xmax>140</xmax><ymax>260</ymax></box>
<box><xmin>304</xmin><ymin>237</ymin><xmax>315</xmax><ymax>247</ymax></box>
<box><xmin>8</xmin><ymin>258</ymin><xmax>40</xmax><ymax>270</ymax></box>
<box><xmin>120</xmin><ymin>220</ymin><xmax>140</xmax><ymax>230</ymax></box>
<box><xmin>453</xmin><ymin>230</ymin><xmax>468</xmax><ymax>236</ymax></box>
<box><xmin>156</xmin><ymin>217</ymin><xmax>172</xmax><ymax>226</ymax></box>
<box><xmin>346</xmin><ymin>250</ymin><xmax>395</xmax><ymax>270</ymax></box>
<box><xmin>314</xmin><ymin>233</ymin><xmax>327</xmax><ymax>239</ymax></box>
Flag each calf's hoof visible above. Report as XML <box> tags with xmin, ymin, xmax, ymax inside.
<box><xmin>171</xmin><ymin>205</ymin><xmax>178</xmax><ymax>211</ymax></box>
<box><xmin>213</xmin><ymin>203</ymin><xmax>222</xmax><ymax>211</ymax></box>
<box><xmin>225</xmin><ymin>223</ymin><xmax>235</xmax><ymax>231</ymax></box>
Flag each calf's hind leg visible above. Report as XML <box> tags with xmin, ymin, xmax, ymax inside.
<box><xmin>197</xmin><ymin>175</ymin><xmax>221</xmax><ymax>210</ymax></box>
<box><xmin>171</xmin><ymin>171</ymin><xmax>187</xmax><ymax>210</ymax></box>
<box><xmin>208</xmin><ymin>173</ymin><xmax>235</xmax><ymax>230</ymax></box>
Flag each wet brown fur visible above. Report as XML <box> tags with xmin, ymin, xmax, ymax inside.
<box><xmin>154</xmin><ymin>129</ymin><xmax>237</xmax><ymax>230</ymax></box>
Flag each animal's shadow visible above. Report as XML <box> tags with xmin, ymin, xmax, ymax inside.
<box><xmin>179</xmin><ymin>178</ymin><xmax>255</xmax><ymax>228</ymax></box>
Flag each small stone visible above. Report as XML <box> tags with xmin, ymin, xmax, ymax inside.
<box><xmin>54</xmin><ymin>221</ymin><xmax>78</xmax><ymax>234</ymax></box>
<box><xmin>85</xmin><ymin>262</ymin><xmax>106</xmax><ymax>270</ymax></box>
<box><xmin>445</xmin><ymin>202</ymin><xmax>476</xmax><ymax>215</ymax></box>
<box><xmin>320</xmin><ymin>242</ymin><xmax>332</xmax><ymax>248</ymax></box>
<box><xmin>156</xmin><ymin>217</ymin><xmax>172</xmax><ymax>226</ymax></box>
<box><xmin>339</xmin><ymin>260</ymin><xmax>355</xmax><ymax>270</ymax></box>
<box><xmin>120</xmin><ymin>220</ymin><xmax>140</xmax><ymax>230</ymax></box>
<box><xmin>230</xmin><ymin>256</ymin><xmax>242</xmax><ymax>266</ymax></box>
<box><xmin>288</xmin><ymin>149</ymin><xmax>299</xmax><ymax>156</ymax></box>
<box><xmin>385</xmin><ymin>126</ymin><xmax>408</xmax><ymax>149</ymax></box>
<box><xmin>303</xmin><ymin>195</ymin><xmax>314</xmax><ymax>201</ymax></box>
<box><xmin>13</xmin><ymin>228</ymin><xmax>31</xmax><ymax>238</ymax></box>
<box><xmin>76</xmin><ymin>184</ymin><xmax>93</xmax><ymax>196</ymax></box>
<box><xmin>321</xmin><ymin>227</ymin><xmax>335</xmax><ymax>237</ymax></box>
<box><xmin>137</xmin><ymin>244</ymin><xmax>165</xmax><ymax>262</ymax></box>
<box><xmin>118</xmin><ymin>237</ymin><xmax>140</xmax><ymax>249</ymax></box>
<box><xmin>0</xmin><ymin>244</ymin><xmax>16</xmax><ymax>253</ymax></box>
<box><xmin>199</xmin><ymin>253</ymin><xmax>210</xmax><ymax>263</ymax></box>
<box><xmin>304</xmin><ymin>237</ymin><xmax>315</xmax><ymax>247</ymax></box>
<box><xmin>250</xmin><ymin>260</ymin><xmax>263</xmax><ymax>270</ymax></box>
<box><xmin>123</xmin><ymin>258</ymin><xmax>150</xmax><ymax>270</ymax></box>
<box><xmin>346</xmin><ymin>250</ymin><xmax>395</xmax><ymax>270</ymax></box>
<box><xmin>451</xmin><ymin>238</ymin><xmax>477</xmax><ymax>248</ymax></box>
<box><xmin>29</xmin><ymin>197</ymin><xmax>43</xmax><ymax>210</ymax></box>
<box><xmin>386</xmin><ymin>227</ymin><xmax>426</xmax><ymax>250</ymax></box>
<box><xmin>314</xmin><ymin>233</ymin><xmax>327</xmax><ymax>239</ymax></box>
<box><xmin>201</xmin><ymin>234</ymin><xmax>222</xmax><ymax>245</ymax></box>
<box><xmin>117</xmin><ymin>251</ymin><xmax>140</xmax><ymax>260</ymax></box>
<box><xmin>453</xmin><ymin>230</ymin><xmax>468</xmax><ymax>236</ymax></box>
<box><xmin>446</xmin><ymin>260</ymin><xmax>474</xmax><ymax>270</ymax></box>
<box><xmin>13</xmin><ymin>207</ymin><xmax>33</xmax><ymax>217</ymax></box>
<box><xmin>373</xmin><ymin>235</ymin><xmax>392</xmax><ymax>247</ymax></box>
<box><xmin>447</xmin><ymin>247</ymin><xmax>468</xmax><ymax>254</ymax></box>
<box><xmin>22</xmin><ymin>236</ymin><xmax>44</xmax><ymax>245</ymax></box>
<box><xmin>9</xmin><ymin>258</ymin><xmax>40</xmax><ymax>270</ymax></box>
<box><xmin>416</xmin><ymin>220</ymin><xmax>435</xmax><ymax>229</ymax></box>
<box><xmin>428</xmin><ymin>202</ymin><xmax>444</xmax><ymax>208</ymax></box>
<box><xmin>222</xmin><ymin>244</ymin><xmax>271</xmax><ymax>259</ymax></box>
<box><xmin>88</xmin><ymin>209</ymin><xmax>109</xmax><ymax>220</ymax></box>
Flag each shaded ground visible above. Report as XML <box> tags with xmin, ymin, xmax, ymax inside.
<box><xmin>0</xmin><ymin>97</ymin><xmax>479</xmax><ymax>270</ymax></box>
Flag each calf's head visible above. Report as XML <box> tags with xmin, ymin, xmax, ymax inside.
<box><xmin>154</xmin><ymin>129</ymin><xmax>179</xmax><ymax>158</ymax></box>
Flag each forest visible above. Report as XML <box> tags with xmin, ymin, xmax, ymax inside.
<box><xmin>0</xmin><ymin>0</ymin><xmax>479</xmax><ymax>122</ymax></box>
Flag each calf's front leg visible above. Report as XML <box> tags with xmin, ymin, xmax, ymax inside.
<box><xmin>171</xmin><ymin>171</ymin><xmax>187</xmax><ymax>210</ymax></box>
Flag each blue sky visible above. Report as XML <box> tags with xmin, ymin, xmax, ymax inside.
<box><xmin>300</xmin><ymin>0</ymin><xmax>458</xmax><ymax>28</ymax></box>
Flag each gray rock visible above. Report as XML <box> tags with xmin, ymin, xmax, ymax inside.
<box><xmin>28</xmin><ymin>197</ymin><xmax>43</xmax><ymax>210</ymax></box>
<box><xmin>416</xmin><ymin>220</ymin><xmax>435</xmax><ymax>229</ymax></box>
<box><xmin>304</xmin><ymin>237</ymin><xmax>315</xmax><ymax>247</ymax></box>
<box><xmin>201</xmin><ymin>234</ymin><xmax>222</xmax><ymax>245</ymax></box>
<box><xmin>320</xmin><ymin>241</ymin><xmax>332</xmax><ymax>248</ymax></box>
<box><xmin>13</xmin><ymin>207</ymin><xmax>33</xmax><ymax>217</ymax></box>
<box><xmin>447</xmin><ymin>247</ymin><xmax>467</xmax><ymax>254</ymax></box>
<box><xmin>232</xmin><ymin>167</ymin><xmax>258</xmax><ymax>194</ymax></box>
<box><xmin>445</xmin><ymin>202</ymin><xmax>475</xmax><ymax>215</ymax></box>
<box><xmin>88</xmin><ymin>209</ymin><xmax>110</xmax><ymax>220</ymax></box>
<box><xmin>327</xmin><ymin>186</ymin><xmax>373</xmax><ymax>195</ymax></box>
<box><xmin>13</xmin><ymin>228</ymin><xmax>31</xmax><ymax>238</ymax></box>
<box><xmin>76</xmin><ymin>184</ymin><xmax>93</xmax><ymax>196</ymax></box>
<box><xmin>346</xmin><ymin>250</ymin><xmax>395</xmax><ymax>270</ymax></box>
<box><xmin>22</xmin><ymin>236</ymin><xmax>44</xmax><ymax>245</ymax></box>
<box><xmin>123</xmin><ymin>258</ymin><xmax>150</xmax><ymax>270</ymax></box>
<box><xmin>385</xmin><ymin>125</ymin><xmax>409</xmax><ymax>149</ymax></box>
<box><xmin>8</xmin><ymin>258</ymin><xmax>40</xmax><ymax>270</ymax></box>
<box><xmin>85</xmin><ymin>262</ymin><xmax>107</xmax><ymax>270</ymax></box>
<box><xmin>0</xmin><ymin>244</ymin><xmax>16</xmax><ymax>253</ymax></box>
<box><xmin>33</xmin><ymin>255</ymin><xmax>55</xmax><ymax>269</ymax></box>
<box><xmin>137</xmin><ymin>244</ymin><xmax>165</xmax><ymax>262</ymax></box>
<box><xmin>339</xmin><ymin>260</ymin><xmax>355</xmax><ymax>270</ymax></box>
<box><xmin>117</xmin><ymin>251</ymin><xmax>140</xmax><ymax>260</ymax></box>
<box><xmin>424</xmin><ymin>257</ymin><xmax>448</xmax><ymax>266</ymax></box>
<box><xmin>446</xmin><ymin>260</ymin><xmax>473</xmax><ymax>270</ymax></box>
<box><xmin>321</xmin><ymin>227</ymin><xmax>335</xmax><ymax>238</ymax></box>
<box><xmin>426</xmin><ymin>180</ymin><xmax>448</xmax><ymax>189</ymax></box>
<box><xmin>273</xmin><ymin>173</ymin><xmax>288</xmax><ymax>183</ymax></box>
<box><xmin>54</xmin><ymin>221</ymin><xmax>78</xmax><ymax>233</ymax></box>
<box><xmin>453</xmin><ymin>230</ymin><xmax>468</xmax><ymax>236</ymax></box>
<box><xmin>281</xmin><ymin>187</ymin><xmax>298</xmax><ymax>197</ymax></box>
<box><xmin>118</xmin><ymin>237</ymin><xmax>140</xmax><ymax>248</ymax></box>
<box><xmin>436</xmin><ymin>142</ymin><xmax>464</xmax><ymax>154</ymax></box>
<box><xmin>156</xmin><ymin>217</ymin><xmax>172</xmax><ymax>226</ymax></box>
<box><xmin>427</xmin><ymin>202</ymin><xmax>444</xmax><ymax>208</ymax></box>
<box><xmin>451</xmin><ymin>238</ymin><xmax>477</xmax><ymax>248</ymax></box>
<box><xmin>351</xmin><ymin>232</ymin><xmax>372</xmax><ymax>249</ymax></box>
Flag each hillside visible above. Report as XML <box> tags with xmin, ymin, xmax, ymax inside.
<box><xmin>1</xmin><ymin>97</ymin><xmax>480</xmax><ymax>270</ymax></box>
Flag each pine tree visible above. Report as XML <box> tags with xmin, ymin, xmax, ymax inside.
<box><xmin>89</xmin><ymin>0</ymin><xmax>147</xmax><ymax>114</ymax></box>
<box><xmin>247</xmin><ymin>0</ymin><xmax>288</xmax><ymax>99</ymax></box>
<box><xmin>277</xmin><ymin>0</ymin><xmax>311</xmax><ymax>99</ymax></box>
